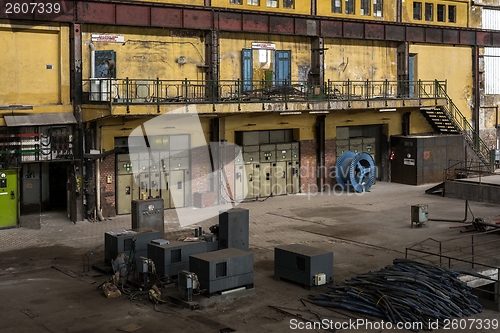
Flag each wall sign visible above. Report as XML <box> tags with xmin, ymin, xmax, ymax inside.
<box><xmin>92</xmin><ymin>34</ymin><xmax>125</xmax><ymax>43</ymax></box>
<box><xmin>252</xmin><ymin>42</ymin><xmax>276</xmax><ymax>50</ymax></box>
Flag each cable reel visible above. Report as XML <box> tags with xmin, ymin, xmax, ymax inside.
<box><xmin>336</xmin><ymin>151</ymin><xmax>376</xmax><ymax>193</ymax></box>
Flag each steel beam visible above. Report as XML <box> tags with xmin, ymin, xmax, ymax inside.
<box><xmin>2</xmin><ymin>2</ymin><xmax>500</xmax><ymax>46</ymax></box>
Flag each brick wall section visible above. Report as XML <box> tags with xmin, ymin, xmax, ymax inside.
<box><xmin>190</xmin><ymin>144</ymin><xmax>238</xmax><ymax>204</ymax></box>
<box><xmin>100</xmin><ymin>154</ymin><xmax>116</xmax><ymax>217</ymax></box>
<box><xmin>325</xmin><ymin>139</ymin><xmax>337</xmax><ymax>188</ymax></box>
<box><xmin>190</xmin><ymin>145</ymin><xmax>212</xmax><ymax>195</ymax></box>
<box><xmin>299</xmin><ymin>140</ymin><xmax>317</xmax><ymax>193</ymax></box>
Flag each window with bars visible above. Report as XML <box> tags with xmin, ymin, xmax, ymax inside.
<box><xmin>425</xmin><ymin>3</ymin><xmax>433</xmax><ymax>21</ymax></box>
<box><xmin>373</xmin><ymin>0</ymin><xmax>383</xmax><ymax>17</ymax></box>
<box><xmin>413</xmin><ymin>2</ymin><xmax>422</xmax><ymax>20</ymax></box>
<box><xmin>361</xmin><ymin>0</ymin><xmax>370</xmax><ymax>15</ymax></box>
<box><xmin>345</xmin><ymin>0</ymin><xmax>355</xmax><ymax>14</ymax></box>
<box><xmin>437</xmin><ymin>4</ymin><xmax>445</xmax><ymax>22</ymax></box>
<box><xmin>247</xmin><ymin>0</ymin><xmax>259</xmax><ymax>5</ymax></box>
<box><xmin>448</xmin><ymin>5</ymin><xmax>456</xmax><ymax>23</ymax></box>
<box><xmin>230</xmin><ymin>0</ymin><xmax>242</xmax><ymax>4</ymax></box>
<box><xmin>283</xmin><ymin>0</ymin><xmax>294</xmax><ymax>8</ymax></box>
<box><xmin>332</xmin><ymin>0</ymin><xmax>342</xmax><ymax>13</ymax></box>
<box><xmin>267</xmin><ymin>0</ymin><xmax>277</xmax><ymax>7</ymax></box>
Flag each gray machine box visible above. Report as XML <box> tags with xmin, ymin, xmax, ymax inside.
<box><xmin>274</xmin><ymin>244</ymin><xmax>333</xmax><ymax>288</ymax></box>
<box><xmin>147</xmin><ymin>240</ymin><xmax>219</xmax><ymax>277</ymax></box>
<box><xmin>104</xmin><ymin>228</ymin><xmax>161</xmax><ymax>263</ymax></box>
<box><xmin>131</xmin><ymin>198</ymin><xmax>164</xmax><ymax>238</ymax></box>
<box><xmin>219</xmin><ymin>208</ymin><xmax>249</xmax><ymax>251</ymax></box>
<box><xmin>189</xmin><ymin>248</ymin><xmax>254</xmax><ymax>295</ymax></box>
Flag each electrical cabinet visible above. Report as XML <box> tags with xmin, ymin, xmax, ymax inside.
<box><xmin>131</xmin><ymin>198</ymin><xmax>164</xmax><ymax>238</ymax></box>
<box><xmin>0</xmin><ymin>170</ymin><xmax>18</xmax><ymax>229</ymax></box>
<box><xmin>411</xmin><ymin>204</ymin><xmax>428</xmax><ymax>228</ymax></box>
<box><xmin>272</xmin><ymin>161</ymin><xmax>287</xmax><ymax>195</ymax></box>
<box><xmin>244</xmin><ymin>163</ymin><xmax>260</xmax><ymax>199</ymax></box>
<box><xmin>189</xmin><ymin>248</ymin><xmax>254</xmax><ymax>295</ymax></box>
<box><xmin>287</xmin><ymin>161</ymin><xmax>300</xmax><ymax>194</ymax></box>
<box><xmin>259</xmin><ymin>163</ymin><xmax>272</xmax><ymax>197</ymax></box>
<box><xmin>275</xmin><ymin>244</ymin><xmax>333</xmax><ymax>288</ymax></box>
<box><xmin>104</xmin><ymin>228</ymin><xmax>161</xmax><ymax>263</ymax></box>
<box><xmin>147</xmin><ymin>240</ymin><xmax>219</xmax><ymax>277</ymax></box>
<box><xmin>218</xmin><ymin>208</ymin><xmax>250</xmax><ymax>251</ymax></box>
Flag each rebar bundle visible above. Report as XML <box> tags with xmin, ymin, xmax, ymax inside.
<box><xmin>312</xmin><ymin>259</ymin><xmax>482</xmax><ymax>331</ymax></box>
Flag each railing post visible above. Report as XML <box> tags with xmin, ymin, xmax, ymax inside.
<box><xmin>156</xmin><ymin>78</ymin><xmax>160</xmax><ymax>113</ymax></box>
<box><xmin>126</xmin><ymin>77</ymin><xmax>130</xmax><ymax>113</ymax></box>
<box><xmin>236</xmin><ymin>79</ymin><xmax>241</xmax><ymax>111</ymax></box>
<box><xmin>347</xmin><ymin>79</ymin><xmax>351</xmax><ymax>107</ymax></box>
<box><xmin>184</xmin><ymin>78</ymin><xmax>189</xmax><ymax>103</ymax></box>
<box><xmin>327</xmin><ymin>79</ymin><xmax>331</xmax><ymax>104</ymax></box>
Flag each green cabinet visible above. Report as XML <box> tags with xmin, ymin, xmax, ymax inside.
<box><xmin>0</xmin><ymin>170</ymin><xmax>18</xmax><ymax>228</ymax></box>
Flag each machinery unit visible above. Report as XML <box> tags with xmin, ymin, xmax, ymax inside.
<box><xmin>189</xmin><ymin>248</ymin><xmax>254</xmax><ymax>295</ymax></box>
<box><xmin>274</xmin><ymin>244</ymin><xmax>333</xmax><ymax>288</ymax></box>
<box><xmin>147</xmin><ymin>240</ymin><xmax>219</xmax><ymax>278</ymax></box>
<box><xmin>336</xmin><ymin>151</ymin><xmax>376</xmax><ymax>193</ymax></box>
<box><xmin>218</xmin><ymin>208</ymin><xmax>249</xmax><ymax>251</ymax></box>
<box><xmin>104</xmin><ymin>228</ymin><xmax>161</xmax><ymax>263</ymax></box>
<box><xmin>0</xmin><ymin>169</ymin><xmax>18</xmax><ymax>229</ymax></box>
<box><xmin>131</xmin><ymin>198</ymin><xmax>164</xmax><ymax>238</ymax></box>
<box><xmin>411</xmin><ymin>204</ymin><xmax>429</xmax><ymax>228</ymax></box>
<box><xmin>178</xmin><ymin>270</ymin><xmax>200</xmax><ymax>302</ymax></box>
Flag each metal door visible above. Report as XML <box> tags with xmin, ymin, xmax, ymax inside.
<box><xmin>272</xmin><ymin>162</ymin><xmax>287</xmax><ymax>195</ymax></box>
<box><xmin>274</xmin><ymin>50</ymin><xmax>291</xmax><ymax>85</ymax></box>
<box><xmin>0</xmin><ymin>169</ymin><xmax>18</xmax><ymax>228</ymax></box>
<box><xmin>244</xmin><ymin>163</ymin><xmax>260</xmax><ymax>199</ymax></box>
<box><xmin>150</xmin><ymin>164</ymin><xmax>161</xmax><ymax>199</ymax></box>
<box><xmin>234</xmin><ymin>164</ymin><xmax>246</xmax><ymax>202</ymax></box>
<box><xmin>138</xmin><ymin>153</ymin><xmax>150</xmax><ymax>199</ymax></box>
<box><xmin>169</xmin><ymin>170</ymin><xmax>185</xmax><ymax>208</ymax></box>
<box><xmin>117</xmin><ymin>174</ymin><xmax>133</xmax><ymax>214</ymax></box>
<box><xmin>242</xmin><ymin>48</ymin><xmax>253</xmax><ymax>92</ymax></box>
<box><xmin>287</xmin><ymin>161</ymin><xmax>300</xmax><ymax>194</ymax></box>
<box><xmin>160</xmin><ymin>159</ymin><xmax>171</xmax><ymax>209</ymax></box>
<box><xmin>259</xmin><ymin>163</ymin><xmax>272</xmax><ymax>197</ymax></box>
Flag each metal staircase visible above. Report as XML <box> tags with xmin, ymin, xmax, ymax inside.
<box><xmin>420</xmin><ymin>108</ymin><xmax>459</xmax><ymax>134</ymax></box>
<box><xmin>421</xmin><ymin>81</ymin><xmax>493</xmax><ymax>170</ymax></box>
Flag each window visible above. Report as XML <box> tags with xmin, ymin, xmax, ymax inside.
<box><xmin>437</xmin><ymin>4</ymin><xmax>445</xmax><ymax>22</ymax></box>
<box><xmin>448</xmin><ymin>5</ymin><xmax>456</xmax><ymax>23</ymax></box>
<box><xmin>346</xmin><ymin>0</ymin><xmax>355</xmax><ymax>14</ymax></box>
<box><xmin>361</xmin><ymin>0</ymin><xmax>370</xmax><ymax>15</ymax></box>
<box><xmin>332</xmin><ymin>0</ymin><xmax>342</xmax><ymax>13</ymax></box>
<box><xmin>425</xmin><ymin>3</ymin><xmax>433</xmax><ymax>21</ymax></box>
<box><xmin>413</xmin><ymin>2</ymin><xmax>422</xmax><ymax>20</ymax></box>
<box><xmin>484</xmin><ymin>48</ymin><xmax>500</xmax><ymax>94</ymax></box>
<box><xmin>267</xmin><ymin>0</ymin><xmax>277</xmax><ymax>7</ymax></box>
<box><xmin>284</xmin><ymin>0</ymin><xmax>294</xmax><ymax>8</ymax></box>
<box><xmin>247</xmin><ymin>0</ymin><xmax>259</xmax><ymax>5</ymax></box>
<box><xmin>373</xmin><ymin>0</ymin><xmax>383</xmax><ymax>17</ymax></box>
<box><xmin>230</xmin><ymin>0</ymin><xmax>242</xmax><ymax>4</ymax></box>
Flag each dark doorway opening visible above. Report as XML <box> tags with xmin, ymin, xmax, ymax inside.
<box><xmin>49</xmin><ymin>162</ymin><xmax>68</xmax><ymax>211</ymax></box>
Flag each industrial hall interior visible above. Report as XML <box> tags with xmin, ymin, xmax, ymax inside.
<box><xmin>2</xmin><ymin>0</ymin><xmax>500</xmax><ymax>332</ymax></box>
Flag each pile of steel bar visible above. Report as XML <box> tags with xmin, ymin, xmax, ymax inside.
<box><xmin>312</xmin><ymin>259</ymin><xmax>482</xmax><ymax>331</ymax></box>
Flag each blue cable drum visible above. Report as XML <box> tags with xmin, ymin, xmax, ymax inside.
<box><xmin>335</xmin><ymin>151</ymin><xmax>376</xmax><ymax>192</ymax></box>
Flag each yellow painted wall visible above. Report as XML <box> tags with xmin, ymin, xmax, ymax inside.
<box><xmin>82</xmin><ymin>26</ymin><xmax>206</xmax><ymax>81</ymax></box>
<box><xmin>409</xmin><ymin>44</ymin><xmax>473</xmax><ymax>120</ymax></box>
<box><xmin>219</xmin><ymin>33</ymin><xmax>311</xmax><ymax>82</ymax></box>
<box><xmin>212</xmin><ymin>0</ymin><xmax>310</xmax><ymax>15</ymax></box>
<box><xmin>316</xmin><ymin>0</ymin><xmax>396</xmax><ymax>21</ymax></box>
<box><xmin>324</xmin><ymin>39</ymin><xmax>397</xmax><ymax>81</ymax></box>
<box><xmin>0</xmin><ymin>21</ymin><xmax>70</xmax><ymax>106</ymax></box>
<box><xmin>402</xmin><ymin>0</ymin><xmax>469</xmax><ymax>27</ymax></box>
<box><xmin>98</xmin><ymin>116</ymin><xmax>210</xmax><ymax>152</ymax></box>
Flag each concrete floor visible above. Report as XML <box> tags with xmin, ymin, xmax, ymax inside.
<box><xmin>1</xmin><ymin>181</ymin><xmax>500</xmax><ymax>333</ymax></box>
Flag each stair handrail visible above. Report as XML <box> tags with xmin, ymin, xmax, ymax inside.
<box><xmin>434</xmin><ymin>81</ymin><xmax>493</xmax><ymax>170</ymax></box>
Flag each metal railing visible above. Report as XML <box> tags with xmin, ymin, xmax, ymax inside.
<box><xmin>82</xmin><ymin>78</ymin><xmax>446</xmax><ymax>106</ymax></box>
<box><xmin>444</xmin><ymin>159</ymin><xmax>492</xmax><ymax>182</ymax></box>
<box><xmin>434</xmin><ymin>81</ymin><xmax>493</xmax><ymax>170</ymax></box>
